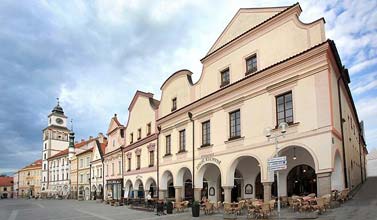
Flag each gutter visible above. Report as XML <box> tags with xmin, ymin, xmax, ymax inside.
<box><xmin>337</xmin><ymin>72</ymin><xmax>348</xmax><ymax>189</ymax></box>
<box><xmin>157</xmin><ymin>126</ymin><xmax>161</xmax><ymax>199</ymax></box>
<box><xmin>188</xmin><ymin>112</ymin><xmax>195</xmax><ymax>201</ymax></box>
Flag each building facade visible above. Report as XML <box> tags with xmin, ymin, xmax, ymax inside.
<box><xmin>17</xmin><ymin>160</ymin><xmax>42</xmax><ymax>198</ymax></box>
<box><xmin>0</xmin><ymin>176</ymin><xmax>13</xmax><ymax>199</ymax></box>
<box><xmin>156</xmin><ymin>3</ymin><xmax>367</xmax><ymax>203</ymax></box>
<box><xmin>104</xmin><ymin>115</ymin><xmax>125</xmax><ymax>201</ymax></box>
<box><xmin>41</xmin><ymin>101</ymin><xmax>70</xmax><ymax>192</ymax></box>
<box><xmin>91</xmin><ymin>136</ymin><xmax>107</xmax><ymax>200</ymax></box>
<box><xmin>123</xmin><ymin>91</ymin><xmax>159</xmax><ymax>200</ymax></box>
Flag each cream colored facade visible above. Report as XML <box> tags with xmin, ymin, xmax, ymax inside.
<box><xmin>17</xmin><ymin>160</ymin><xmax>42</xmax><ymax>198</ymax></box>
<box><xmin>123</xmin><ymin>91</ymin><xmax>159</xmax><ymax>199</ymax></box>
<box><xmin>91</xmin><ymin>138</ymin><xmax>106</xmax><ymax>200</ymax></box>
<box><xmin>77</xmin><ymin>149</ymin><xmax>93</xmax><ymax>200</ymax></box>
<box><xmin>104</xmin><ymin>115</ymin><xmax>125</xmax><ymax>200</ymax></box>
<box><xmin>155</xmin><ymin>3</ymin><xmax>367</xmax><ymax>203</ymax></box>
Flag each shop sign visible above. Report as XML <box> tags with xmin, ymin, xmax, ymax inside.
<box><xmin>196</xmin><ymin>154</ymin><xmax>221</xmax><ymax>169</ymax></box>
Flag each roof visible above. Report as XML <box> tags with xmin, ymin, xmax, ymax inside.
<box><xmin>49</xmin><ymin>149</ymin><xmax>68</xmax><ymax>160</ymax></box>
<box><xmin>0</xmin><ymin>176</ymin><xmax>13</xmax><ymax>186</ymax></box>
<box><xmin>100</xmin><ymin>142</ymin><xmax>107</xmax><ymax>156</ymax></box>
<box><xmin>21</xmin><ymin>159</ymin><xmax>42</xmax><ymax>170</ymax></box>
<box><xmin>76</xmin><ymin>147</ymin><xmax>93</xmax><ymax>156</ymax></box>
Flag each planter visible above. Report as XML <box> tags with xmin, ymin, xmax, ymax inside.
<box><xmin>191</xmin><ymin>202</ymin><xmax>200</xmax><ymax>217</ymax></box>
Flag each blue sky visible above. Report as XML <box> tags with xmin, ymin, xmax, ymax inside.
<box><xmin>0</xmin><ymin>0</ymin><xmax>376</xmax><ymax>175</ymax></box>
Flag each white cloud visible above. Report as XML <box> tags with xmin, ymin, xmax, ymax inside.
<box><xmin>349</xmin><ymin>58</ymin><xmax>377</xmax><ymax>75</ymax></box>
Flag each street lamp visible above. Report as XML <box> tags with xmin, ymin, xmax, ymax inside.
<box><xmin>264</xmin><ymin>122</ymin><xmax>288</xmax><ymax>219</ymax></box>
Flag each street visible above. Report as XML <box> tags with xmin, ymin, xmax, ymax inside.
<box><xmin>1</xmin><ymin>177</ymin><xmax>377</xmax><ymax>220</ymax></box>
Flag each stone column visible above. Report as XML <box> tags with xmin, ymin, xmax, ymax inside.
<box><xmin>145</xmin><ymin>190</ymin><xmax>149</xmax><ymax>199</ymax></box>
<box><xmin>263</xmin><ymin>182</ymin><xmax>272</xmax><ymax>202</ymax></box>
<box><xmin>317</xmin><ymin>172</ymin><xmax>331</xmax><ymax>196</ymax></box>
<box><xmin>223</xmin><ymin>186</ymin><xmax>232</xmax><ymax>203</ymax></box>
<box><xmin>194</xmin><ymin>188</ymin><xmax>201</xmax><ymax>201</ymax></box>
<box><xmin>175</xmin><ymin>186</ymin><xmax>182</xmax><ymax>202</ymax></box>
<box><xmin>159</xmin><ymin>189</ymin><xmax>166</xmax><ymax>200</ymax></box>
<box><xmin>133</xmin><ymin>190</ymin><xmax>138</xmax><ymax>198</ymax></box>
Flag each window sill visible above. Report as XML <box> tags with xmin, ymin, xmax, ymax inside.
<box><xmin>225</xmin><ymin>136</ymin><xmax>244</xmax><ymax>144</ymax></box>
<box><xmin>220</xmin><ymin>83</ymin><xmax>230</xmax><ymax>88</ymax></box>
<box><xmin>273</xmin><ymin>122</ymin><xmax>299</xmax><ymax>130</ymax></box>
<box><xmin>245</xmin><ymin>69</ymin><xmax>257</xmax><ymax>76</ymax></box>
<box><xmin>198</xmin><ymin>144</ymin><xmax>213</xmax><ymax>149</ymax></box>
<box><xmin>163</xmin><ymin>153</ymin><xmax>172</xmax><ymax>158</ymax></box>
<box><xmin>176</xmin><ymin>150</ymin><xmax>187</xmax><ymax>155</ymax></box>
<box><xmin>148</xmin><ymin>164</ymin><xmax>154</xmax><ymax>167</ymax></box>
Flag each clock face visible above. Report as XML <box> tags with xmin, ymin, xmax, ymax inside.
<box><xmin>56</xmin><ymin>118</ymin><xmax>64</xmax><ymax>125</ymax></box>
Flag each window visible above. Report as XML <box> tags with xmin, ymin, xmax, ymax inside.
<box><xmin>127</xmin><ymin>158</ymin><xmax>131</xmax><ymax>171</ymax></box>
<box><xmin>130</xmin><ymin>133</ymin><xmax>134</xmax><ymax>144</ymax></box>
<box><xmin>229</xmin><ymin>110</ymin><xmax>241</xmax><ymax>139</ymax></box>
<box><xmin>66</xmin><ymin>173</ymin><xmax>68</xmax><ymax>180</ymax></box>
<box><xmin>100</xmin><ymin>168</ymin><xmax>102</xmax><ymax>177</ymax></box>
<box><xmin>246</xmin><ymin>54</ymin><xmax>257</xmax><ymax>74</ymax></box>
<box><xmin>44</xmin><ymin>153</ymin><xmax>46</xmax><ymax>160</ymax></box>
<box><xmin>202</xmin><ymin>121</ymin><xmax>211</xmax><ymax>146</ymax></box>
<box><xmin>165</xmin><ymin>135</ymin><xmax>171</xmax><ymax>155</ymax></box>
<box><xmin>86</xmin><ymin>157</ymin><xmax>90</xmax><ymax>167</ymax></box>
<box><xmin>118</xmin><ymin>160</ymin><xmax>121</xmax><ymax>174</ymax></box>
<box><xmin>276</xmin><ymin>92</ymin><xmax>293</xmax><ymax>125</ymax></box>
<box><xmin>220</xmin><ymin>68</ymin><xmax>230</xmax><ymax>87</ymax></box>
<box><xmin>62</xmin><ymin>173</ymin><xmax>64</xmax><ymax>180</ymax></box>
<box><xmin>112</xmin><ymin>139</ymin><xmax>115</xmax><ymax>147</ymax></box>
<box><xmin>44</xmin><ymin>164</ymin><xmax>46</xmax><ymax>170</ymax></box>
<box><xmin>138</xmin><ymin>128</ymin><xmax>141</xmax><ymax>140</ymax></box>
<box><xmin>147</xmin><ymin>123</ymin><xmax>151</xmax><ymax>136</ymax></box>
<box><xmin>44</xmin><ymin>143</ymin><xmax>47</xmax><ymax>149</ymax></box>
<box><xmin>80</xmin><ymin>159</ymin><xmax>83</xmax><ymax>168</ymax></box>
<box><xmin>149</xmin><ymin>151</ymin><xmax>154</xmax><ymax>167</ymax></box>
<box><xmin>179</xmin><ymin>130</ymin><xmax>186</xmax><ymax>152</ymax></box>
<box><xmin>62</xmin><ymin>159</ymin><xmax>65</xmax><ymax>165</ymax></box>
<box><xmin>172</xmin><ymin>98</ymin><xmax>177</xmax><ymax>111</ymax></box>
<box><xmin>136</xmin><ymin>155</ymin><xmax>141</xmax><ymax>170</ymax></box>
<box><xmin>112</xmin><ymin>163</ymin><xmax>114</xmax><ymax>176</ymax></box>
<box><xmin>86</xmin><ymin>173</ymin><xmax>90</xmax><ymax>183</ymax></box>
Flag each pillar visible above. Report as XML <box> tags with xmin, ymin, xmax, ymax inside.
<box><xmin>145</xmin><ymin>190</ymin><xmax>149</xmax><ymax>199</ymax></box>
<box><xmin>159</xmin><ymin>189</ymin><xmax>166</xmax><ymax>200</ymax></box>
<box><xmin>175</xmin><ymin>186</ymin><xmax>182</xmax><ymax>202</ymax></box>
<box><xmin>263</xmin><ymin>182</ymin><xmax>272</xmax><ymax>202</ymax></box>
<box><xmin>317</xmin><ymin>172</ymin><xmax>331</xmax><ymax>196</ymax></box>
<box><xmin>194</xmin><ymin>188</ymin><xmax>201</xmax><ymax>201</ymax></box>
<box><xmin>223</xmin><ymin>186</ymin><xmax>232</xmax><ymax>203</ymax></box>
<box><xmin>133</xmin><ymin>190</ymin><xmax>138</xmax><ymax>198</ymax></box>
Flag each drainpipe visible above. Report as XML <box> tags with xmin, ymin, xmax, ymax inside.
<box><xmin>188</xmin><ymin>112</ymin><xmax>195</xmax><ymax>201</ymax></box>
<box><xmin>89</xmin><ymin>163</ymin><xmax>92</xmax><ymax>200</ymax></box>
<box><xmin>157</xmin><ymin>126</ymin><xmax>161</xmax><ymax>199</ymax></box>
<box><xmin>102</xmin><ymin>159</ymin><xmax>105</xmax><ymax>200</ymax></box>
<box><xmin>76</xmin><ymin>157</ymin><xmax>79</xmax><ymax>199</ymax></box>
<box><xmin>337</xmin><ymin>73</ymin><xmax>348</xmax><ymax>189</ymax></box>
<box><xmin>121</xmin><ymin>146</ymin><xmax>124</xmax><ymax>200</ymax></box>
<box><xmin>358</xmin><ymin>134</ymin><xmax>363</xmax><ymax>183</ymax></box>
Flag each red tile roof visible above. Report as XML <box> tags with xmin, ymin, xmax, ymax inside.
<box><xmin>0</xmin><ymin>176</ymin><xmax>13</xmax><ymax>186</ymax></box>
<box><xmin>49</xmin><ymin>149</ymin><xmax>69</xmax><ymax>160</ymax></box>
<box><xmin>76</xmin><ymin>147</ymin><xmax>93</xmax><ymax>156</ymax></box>
<box><xmin>22</xmin><ymin>159</ymin><xmax>42</xmax><ymax>170</ymax></box>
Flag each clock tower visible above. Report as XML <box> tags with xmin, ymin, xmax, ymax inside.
<box><xmin>41</xmin><ymin>99</ymin><xmax>70</xmax><ymax>191</ymax></box>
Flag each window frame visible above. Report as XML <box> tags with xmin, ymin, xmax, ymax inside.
<box><xmin>275</xmin><ymin>91</ymin><xmax>294</xmax><ymax>127</ymax></box>
<box><xmin>127</xmin><ymin>158</ymin><xmax>131</xmax><ymax>171</ymax></box>
<box><xmin>136</xmin><ymin>155</ymin><xmax>141</xmax><ymax>170</ymax></box>
<box><xmin>229</xmin><ymin>109</ymin><xmax>241</xmax><ymax>140</ymax></box>
<box><xmin>179</xmin><ymin>129</ymin><xmax>186</xmax><ymax>152</ymax></box>
<box><xmin>171</xmin><ymin>97</ymin><xmax>177</xmax><ymax>112</ymax></box>
<box><xmin>201</xmin><ymin>120</ymin><xmax>211</xmax><ymax>147</ymax></box>
<box><xmin>147</xmin><ymin>123</ymin><xmax>152</xmax><ymax>136</ymax></box>
<box><xmin>137</xmin><ymin>128</ymin><xmax>142</xmax><ymax>140</ymax></box>
<box><xmin>149</xmin><ymin>150</ymin><xmax>155</xmax><ymax>167</ymax></box>
<box><xmin>130</xmin><ymin>133</ymin><xmax>133</xmax><ymax>144</ymax></box>
<box><xmin>165</xmin><ymin>135</ymin><xmax>171</xmax><ymax>156</ymax></box>
<box><xmin>220</xmin><ymin>68</ymin><xmax>230</xmax><ymax>87</ymax></box>
<box><xmin>245</xmin><ymin>54</ymin><xmax>257</xmax><ymax>75</ymax></box>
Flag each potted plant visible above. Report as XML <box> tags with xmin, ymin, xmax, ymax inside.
<box><xmin>191</xmin><ymin>200</ymin><xmax>200</xmax><ymax>217</ymax></box>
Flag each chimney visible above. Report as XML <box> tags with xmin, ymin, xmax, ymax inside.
<box><xmin>98</xmin><ymin>133</ymin><xmax>104</xmax><ymax>143</ymax></box>
<box><xmin>75</xmin><ymin>141</ymin><xmax>78</xmax><ymax>144</ymax></box>
<box><xmin>81</xmin><ymin>139</ymin><xmax>85</xmax><ymax>142</ymax></box>
<box><xmin>89</xmin><ymin>136</ymin><xmax>93</xmax><ymax>140</ymax></box>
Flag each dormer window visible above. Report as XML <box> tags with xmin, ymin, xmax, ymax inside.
<box><xmin>172</xmin><ymin>98</ymin><xmax>177</xmax><ymax>111</ymax></box>
<box><xmin>220</xmin><ymin>68</ymin><xmax>230</xmax><ymax>87</ymax></box>
<box><xmin>246</xmin><ymin>54</ymin><xmax>257</xmax><ymax>74</ymax></box>
<box><xmin>130</xmin><ymin>133</ymin><xmax>133</xmax><ymax>144</ymax></box>
<box><xmin>137</xmin><ymin>128</ymin><xmax>141</xmax><ymax>140</ymax></box>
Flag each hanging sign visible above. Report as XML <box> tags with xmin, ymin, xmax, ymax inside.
<box><xmin>268</xmin><ymin>156</ymin><xmax>287</xmax><ymax>171</ymax></box>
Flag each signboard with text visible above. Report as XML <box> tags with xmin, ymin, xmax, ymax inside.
<box><xmin>268</xmin><ymin>156</ymin><xmax>287</xmax><ymax>171</ymax></box>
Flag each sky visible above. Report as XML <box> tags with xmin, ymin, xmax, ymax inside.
<box><xmin>0</xmin><ymin>0</ymin><xmax>376</xmax><ymax>175</ymax></box>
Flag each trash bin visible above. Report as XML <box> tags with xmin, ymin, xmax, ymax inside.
<box><xmin>191</xmin><ymin>201</ymin><xmax>200</xmax><ymax>217</ymax></box>
<box><xmin>166</xmin><ymin>201</ymin><xmax>173</xmax><ymax>214</ymax></box>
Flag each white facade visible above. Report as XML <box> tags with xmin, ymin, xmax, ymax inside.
<box><xmin>367</xmin><ymin>150</ymin><xmax>377</xmax><ymax>177</ymax></box>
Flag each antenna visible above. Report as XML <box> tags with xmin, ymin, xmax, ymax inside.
<box><xmin>56</xmin><ymin>97</ymin><xmax>60</xmax><ymax>105</ymax></box>
<box><xmin>70</xmin><ymin>119</ymin><xmax>73</xmax><ymax>131</ymax></box>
